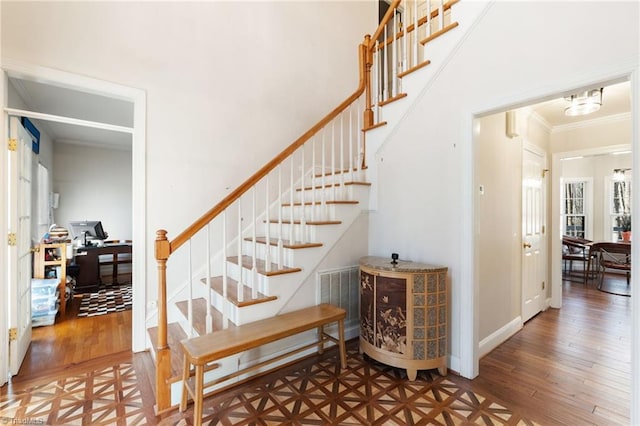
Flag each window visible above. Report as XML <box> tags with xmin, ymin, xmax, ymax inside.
<box><xmin>562</xmin><ymin>180</ymin><xmax>588</xmax><ymax>238</ymax></box>
<box><xmin>610</xmin><ymin>178</ymin><xmax>631</xmax><ymax>240</ymax></box>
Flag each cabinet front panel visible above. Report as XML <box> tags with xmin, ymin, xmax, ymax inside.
<box><xmin>375</xmin><ymin>275</ymin><xmax>407</xmax><ymax>354</ymax></box>
<box><xmin>360</xmin><ymin>270</ymin><xmax>375</xmax><ymax>346</ymax></box>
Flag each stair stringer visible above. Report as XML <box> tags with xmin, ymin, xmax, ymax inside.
<box><xmin>366</xmin><ymin>0</ymin><xmax>493</xmax><ymax>211</ymax></box>
<box><xmin>214</xmin><ymin>184</ymin><xmax>370</xmax><ymax>325</ymax></box>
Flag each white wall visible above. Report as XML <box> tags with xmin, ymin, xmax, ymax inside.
<box><xmin>368</xmin><ymin>1</ymin><xmax>639</xmax><ymax>374</ymax></box>
<box><xmin>53</xmin><ymin>143</ymin><xmax>132</xmax><ymax>241</ymax></box>
<box><xmin>1</xmin><ymin>1</ymin><xmax>377</xmax><ymax>302</ymax></box>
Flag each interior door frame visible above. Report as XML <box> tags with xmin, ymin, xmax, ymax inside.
<box><xmin>0</xmin><ymin>59</ymin><xmax>148</xmax><ymax>354</ymax></box>
<box><xmin>1</xmin><ymin>70</ymin><xmax>9</xmax><ymax>386</ymax></box>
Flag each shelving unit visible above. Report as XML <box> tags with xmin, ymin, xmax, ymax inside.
<box><xmin>33</xmin><ymin>242</ymin><xmax>69</xmax><ymax>317</ymax></box>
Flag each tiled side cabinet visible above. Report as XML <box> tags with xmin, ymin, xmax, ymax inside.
<box><xmin>359</xmin><ymin>256</ymin><xmax>448</xmax><ymax>380</ymax></box>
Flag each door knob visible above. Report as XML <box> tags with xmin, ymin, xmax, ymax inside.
<box><xmin>523</xmin><ymin>243</ymin><xmax>532</xmax><ymax>249</ymax></box>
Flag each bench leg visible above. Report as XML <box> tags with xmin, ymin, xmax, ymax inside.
<box><xmin>180</xmin><ymin>356</ymin><xmax>190</xmax><ymax>412</ymax></box>
<box><xmin>194</xmin><ymin>364</ymin><xmax>204</xmax><ymax>426</ymax></box>
<box><xmin>338</xmin><ymin>319</ymin><xmax>347</xmax><ymax>369</ymax></box>
<box><xmin>317</xmin><ymin>325</ymin><xmax>325</xmax><ymax>355</ymax></box>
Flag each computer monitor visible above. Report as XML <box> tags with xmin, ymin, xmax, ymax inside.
<box><xmin>69</xmin><ymin>220</ymin><xmax>108</xmax><ymax>246</ymax></box>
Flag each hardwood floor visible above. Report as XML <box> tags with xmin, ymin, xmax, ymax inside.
<box><xmin>0</xmin><ymin>274</ymin><xmax>630</xmax><ymax>425</ymax></box>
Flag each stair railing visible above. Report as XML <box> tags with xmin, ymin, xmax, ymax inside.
<box><xmin>154</xmin><ymin>0</ymin><xmax>461</xmax><ymax>411</ymax></box>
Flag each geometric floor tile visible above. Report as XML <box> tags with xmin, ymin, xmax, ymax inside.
<box><xmin>161</xmin><ymin>340</ymin><xmax>539</xmax><ymax>425</ymax></box>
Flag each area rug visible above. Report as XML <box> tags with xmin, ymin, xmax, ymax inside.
<box><xmin>77</xmin><ymin>284</ymin><xmax>132</xmax><ymax>317</ymax></box>
<box><xmin>598</xmin><ymin>277</ymin><xmax>631</xmax><ymax>297</ymax></box>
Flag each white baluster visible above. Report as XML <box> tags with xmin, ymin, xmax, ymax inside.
<box><xmin>373</xmin><ymin>47</ymin><xmax>379</xmax><ymax>123</ymax></box>
<box><xmin>311</xmin><ymin>136</ymin><xmax>317</xmax><ymax>222</ymax></box>
<box><xmin>265</xmin><ymin>174</ymin><xmax>271</xmax><ymax>272</ymax></box>
<box><xmin>205</xmin><ymin>224</ymin><xmax>212</xmax><ymax>334</ymax></box>
<box><xmin>357</xmin><ymin>97</ymin><xmax>363</xmax><ymax>176</ymax></box>
<box><xmin>289</xmin><ymin>156</ymin><xmax>295</xmax><ymax>245</ymax></box>
<box><xmin>349</xmin><ymin>105</ymin><xmax>354</xmax><ymax>183</ymax></box>
<box><xmin>237</xmin><ymin>201</ymin><xmax>243</xmax><ymax>303</ymax></box>
<box><xmin>402</xmin><ymin>9</ymin><xmax>407</xmax><ymax>73</ymax></box>
<box><xmin>438</xmin><ymin>0</ymin><xmax>444</xmax><ymax>32</ymax></box>
<box><xmin>278</xmin><ymin>166</ymin><xmax>284</xmax><ymax>269</ymax></box>
<box><xmin>383</xmin><ymin>25</ymin><xmax>389</xmax><ymax>101</ymax></box>
<box><xmin>322</xmin><ymin>130</ymin><xmax>327</xmax><ymax>220</ymax></box>
<box><xmin>392</xmin><ymin>10</ymin><xmax>398</xmax><ymax>97</ymax></box>
<box><xmin>222</xmin><ymin>210</ymin><xmax>228</xmax><ymax>329</ymax></box>
<box><xmin>331</xmin><ymin>122</ymin><xmax>336</xmax><ymax>202</ymax></box>
<box><xmin>427</xmin><ymin>0</ymin><xmax>432</xmax><ymax>37</ymax></box>
<box><xmin>300</xmin><ymin>146</ymin><xmax>306</xmax><ymax>243</ymax></box>
<box><xmin>413</xmin><ymin>0</ymin><xmax>419</xmax><ymax>67</ymax></box>
<box><xmin>340</xmin><ymin>113</ymin><xmax>345</xmax><ymax>199</ymax></box>
<box><xmin>187</xmin><ymin>239</ymin><xmax>193</xmax><ymax>337</ymax></box>
<box><xmin>251</xmin><ymin>186</ymin><xmax>258</xmax><ymax>299</ymax></box>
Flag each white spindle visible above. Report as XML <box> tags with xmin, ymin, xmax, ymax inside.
<box><xmin>187</xmin><ymin>240</ymin><xmax>193</xmax><ymax>337</ymax></box>
<box><xmin>372</xmin><ymin>46</ymin><xmax>379</xmax><ymax>123</ymax></box>
<box><xmin>300</xmin><ymin>146</ymin><xmax>306</xmax><ymax>243</ymax></box>
<box><xmin>321</xmin><ymin>130</ymin><xmax>327</xmax><ymax>220</ymax></box>
<box><xmin>413</xmin><ymin>0</ymin><xmax>419</xmax><ymax>67</ymax></box>
<box><xmin>289</xmin><ymin>156</ymin><xmax>295</xmax><ymax>244</ymax></box>
<box><xmin>265</xmin><ymin>174</ymin><xmax>271</xmax><ymax>272</ymax></box>
<box><xmin>402</xmin><ymin>10</ymin><xmax>407</xmax><ymax>73</ymax></box>
<box><xmin>278</xmin><ymin>167</ymin><xmax>284</xmax><ymax>269</ymax></box>
<box><xmin>340</xmin><ymin>113</ymin><xmax>345</xmax><ymax>199</ymax></box>
<box><xmin>331</xmin><ymin>122</ymin><xmax>337</xmax><ymax>202</ymax></box>
<box><xmin>237</xmin><ymin>201</ymin><xmax>243</xmax><ymax>303</ymax></box>
<box><xmin>357</xmin><ymin>97</ymin><xmax>363</xmax><ymax>176</ymax></box>
<box><xmin>251</xmin><ymin>186</ymin><xmax>258</xmax><ymax>299</ymax></box>
<box><xmin>383</xmin><ymin>25</ymin><xmax>389</xmax><ymax>101</ymax></box>
<box><xmin>205</xmin><ymin>224</ymin><xmax>212</xmax><ymax>334</ymax></box>
<box><xmin>349</xmin><ymin>105</ymin><xmax>354</xmax><ymax>183</ymax></box>
<box><xmin>222</xmin><ymin>211</ymin><xmax>228</xmax><ymax>329</ymax></box>
<box><xmin>427</xmin><ymin>0</ymin><xmax>432</xmax><ymax>36</ymax></box>
<box><xmin>438</xmin><ymin>0</ymin><xmax>444</xmax><ymax>31</ymax></box>
<box><xmin>311</xmin><ymin>136</ymin><xmax>317</xmax><ymax>222</ymax></box>
<box><xmin>392</xmin><ymin>11</ymin><xmax>398</xmax><ymax>97</ymax></box>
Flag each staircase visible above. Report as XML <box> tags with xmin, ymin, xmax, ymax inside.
<box><xmin>150</xmin><ymin>0</ymin><xmax>482</xmax><ymax>412</ymax></box>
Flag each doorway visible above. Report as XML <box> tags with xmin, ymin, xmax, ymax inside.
<box><xmin>1</xmin><ymin>62</ymin><xmax>147</xmax><ymax>384</ymax></box>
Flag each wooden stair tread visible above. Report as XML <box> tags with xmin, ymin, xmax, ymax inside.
<box><xmin>227</xmin><ymin>255</ymin><xmax>302</xmax><ymax>276</ymax></box>
<box><xmin>296</xmin><ymin>181</ymin><xmax>371</xmax><ymax>191</ymax></box>
<box><xmin>421</xmin><ymin>21</ymin><xmax>459</xmax><ymax>45</ymax></box>
<box><xmin>266</xmin><ymin>219</ymin><xmax>342</xmax><ymax>226</ymax></box>
<box><xmin>313</xmin><ymin>166</ymin><xmax>368</xmax><ymax>178</ymax></box>
<box><xmin>282</xmin><ymin>200</ymin><xmax>359</xmax><ymax>207</ymax></box>
<box><xmin>363</xmin><ymin>121</ymin><xmax>387</xmax><ymax>132</ymax></box>
<box><xmin>379</xmin><ymin>93</ymin><xmax>407</xmax><ymax>107</ymax></box>
<box><xmin>244</xmin><ymin>236</ymin><xmax>322</xmax><ymax>249</ymax></box>
<box><xmin>398</xmin><ymin>60</ymin><xmax>431</xmax><ymax>79</ymax></box>
<box><xmin>147</xmin><ymin>322</ymin><xmax>187</xmax><ymax>384</ymax></box>
<box><xmin>176</xmin><ymin>298</ymin><xmax>228</xmax><ymax>336</ymax></box>
<box><xmin>205</xmin><ymin>276</ymin><xmax>277</xmax><ymax>307</ymax></box>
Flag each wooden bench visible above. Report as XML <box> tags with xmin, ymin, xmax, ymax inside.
<box><xmin>179</xmin><ymin>303</ymin><xmax>347</xmax><ymax>425</ymax></box>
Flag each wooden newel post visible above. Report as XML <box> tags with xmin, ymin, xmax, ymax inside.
<box><xmin>363</xmin><ymin>34</ymin><xmax>374</xmax><ymax>129</ymax></box>
<box><xmin>155</xmin><ymin>229</ymin><xmax>172</xmax><ymax>411</ymax></box>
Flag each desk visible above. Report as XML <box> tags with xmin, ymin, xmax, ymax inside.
<box><xmin>75</xmin><ymin>243</ymin><xmax>132</xmax><ymax>292</ymax></box>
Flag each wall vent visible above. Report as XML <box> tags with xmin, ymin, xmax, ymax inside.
<box><xmin>317</xmin><ymin>266</ymin><xmax>360</xmax><ymax>330</ymax></box>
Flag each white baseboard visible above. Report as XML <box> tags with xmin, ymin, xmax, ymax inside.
<box><xmin>478</xmin><ymin>316</ymin><xmax>522</xmax><ymax>358</ymax></box>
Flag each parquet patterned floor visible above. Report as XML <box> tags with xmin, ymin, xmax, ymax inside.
<box><xmin>163</xmin><ymin>342</ymin><xmax>537</xmax><ymax>426</ymax></box>
<box><xmin>0</xmin><ymin>340</ymin><xmax>536</xmax><ymax>426</ymax></box>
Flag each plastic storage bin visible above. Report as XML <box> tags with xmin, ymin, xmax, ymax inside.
<box><xmin>31</xmin><ymin>278</ymin><xmax>59</xmax><ymax>327</ymax></box>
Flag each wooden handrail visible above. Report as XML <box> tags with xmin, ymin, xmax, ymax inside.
<box><xmin>370</xmin><ymin>0</ymin><xmax>402</xmax><ymax>48</ymax></box>
<box><xmin>166</xmin><ymin>42</ymin><xmax>368</xmax><ymax>254</ymax></box>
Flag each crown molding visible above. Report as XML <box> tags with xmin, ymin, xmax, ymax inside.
<box><xmin>551</xmin><ymin>111</ymin><xmax>632</xmax><ymax>133</ymax></box>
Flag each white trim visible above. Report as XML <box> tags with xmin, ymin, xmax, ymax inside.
<box><xmin>1</xmin><ymin>59</ymin><xmax>148</xmax><ymax>353</ymax></box>
<box><xmin>552</xmin><ymin>111</ymin><xmax>632</xmax><ymax>134</ymax></box>
<box><xmin>0</xmin><ymin>71</ymin><xmax>8</xmax><ymax>386</ymax></box>
<box><xmin>4</xmin><ymin>107</ymin><xmax>134</xmax><ymax>134</ymax></box>
<box><xmin>630</xmin><ymin>67</ymin><xmax>640</xmax><ymax>426</ymax></box>
<box><xmin>478</xmin><ymin>316</ymin><xmax>522</xmax><ymax>359</ymax></box>
<box><xmin>560</xmin><ymin>177</ymin><xmax>594</xmax><ymax>240</ymax></box>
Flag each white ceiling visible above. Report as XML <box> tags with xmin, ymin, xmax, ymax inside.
<box><xmin>529</xmin><ymin>81</ymin><xmax>631</xmax><ymax>128</ymax></box>
<box><xmin>8</xmin><ymin>77</ymin><xmax>630</xmax><ymax>150</ymax></box>
<box><xmin>8</xmin><ymin>77</ymin><xmax>134</xmax><ymax>151</ymax></box>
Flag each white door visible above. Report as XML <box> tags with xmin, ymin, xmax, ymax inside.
<box><xmin>7</xmin><ymin>116</ymin><xmax>33</xmax><ymax>375</ymax></box>
<box><xmin>522</xmin><ymin>147</ymin><xmax>547</xmax><ymax>323</ymax></box>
